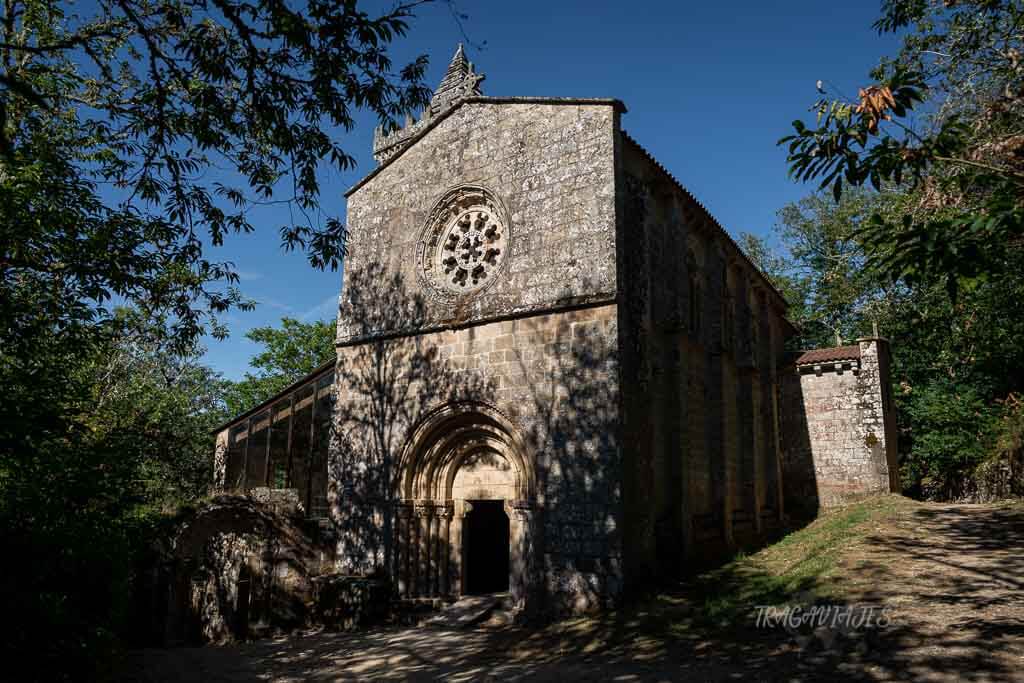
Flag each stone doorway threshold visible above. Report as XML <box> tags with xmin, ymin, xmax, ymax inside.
<box><xmin>421</xmin><ymin>592</ymin><xmax>513</xmax><ymax>630</ymax></box>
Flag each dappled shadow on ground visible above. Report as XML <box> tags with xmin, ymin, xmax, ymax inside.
<box><xmin>123</xmin><ymin>615</ymin><xmax>805</xmax><ymax>681</ymax></box>
<box><xmin>123</xmin><ymin>503</ymin><xmax>1024</xmax><ymax>682</ymax></box>
<box><xmin>828</xmin><ymin>503</ymin><xmax>1024</xmax><ymax>682</ymax></box>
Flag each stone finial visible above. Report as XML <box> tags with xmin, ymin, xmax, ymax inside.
<box><xmin>372</xmin><ymin>43</ymin><xmax>486</xmax><ymax>164</ymax></box>
<box><xmin>427</xmin><ymin>43</ymin><xmax>485</xmax><ymax>116</ymax></box>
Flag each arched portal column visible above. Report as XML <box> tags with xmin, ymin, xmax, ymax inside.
<box><xmin>414</xmin><ymin>500</ymin><xmax>433</xmax><ymax>598</ymax></box>
<box><xmin>457</xmin><ymin>499</ymin><xmax>471</xmax><ymax>596</ymax></box>
<box><xmin>395</xmin><ymin>502</ymin><xmax>413</xmax><ymax>598</ymax></box>
<box><xmin>505</xmin><ymin>500</ymin><xmax>535</xmax><ymax>609</ymax></box>
<box><xmin>438</xmin><ymin>504</ymin><xmax>452</xmax><ymax>595</ymax></box>
<box><xmin>450</xmin><ymin>499</ymin><xmax>468</xmax><ymax>595</ymax></box>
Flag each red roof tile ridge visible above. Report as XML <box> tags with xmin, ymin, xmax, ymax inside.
<box><xmin>794</xmin><ymin>345</ymin><xmax>862</xmax><ymax>365</ymax></box>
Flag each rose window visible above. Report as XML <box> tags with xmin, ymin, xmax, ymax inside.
<box><xmin>438</xmin><ymin>210</ymin><xmax>504</xmax><ymax>290</ymax></box>
<box><xmin>418</xmin><ymin>185</ymin><xmax>511</xmax><ymax>302</ymax></box>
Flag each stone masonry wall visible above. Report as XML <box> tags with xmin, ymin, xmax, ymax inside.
<box><xmin>341</xmin><ymin>100</ymin><xmax>620</xmax><ymax>343</ymax></box>
<box><xmin>163</xmin><ymin>494</ymin><xmax>333</xmax><ymax>645</ymax></box>
<box><xmin>860</xmin><ymin>338</ymin><xmax>900</xmax><ymax>496</ymax></box>
<box><xmin>333</xmin><ymin>99</ymin><xmax>623</xmax><ymax>612</ymax></box>
<box><xmin>330</xmin><ymin>303</ymin><xmax>622</xmax><ymax>614</ymax></box>
<box><xmin>779</xmin><ymin>339</ymin><xmax>898</xmax><ymax>513</ymax></box>
<box><xmin>617</xmin><ymin>133</ymin><xmax>792</xmax><ymax>578</ymax></box>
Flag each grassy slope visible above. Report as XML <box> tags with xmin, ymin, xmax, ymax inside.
<box><xmin>693</xmin><ymin>494</ymin><xmax>917</xmax><ymax>625</ymax></box>
<box><xmin>546</xmin><ymin>495</ymin><xmax>920</xmax><ymax>647</ymax></box>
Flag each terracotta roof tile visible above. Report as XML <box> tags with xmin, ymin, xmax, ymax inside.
<box><xmin>793</xmin><ymin>345</ymin><xmax>861</xmax><ymax>366</ymax></box>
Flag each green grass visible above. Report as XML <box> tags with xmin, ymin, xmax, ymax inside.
<box><xmin>556</xmin><ymin>495</ymin><xmax>917</xmax><ymax>643</ymax></box>
<box><xmin>689</xmin><ymin>494</ymin><xmax>915</xmax><ymax>627</ymax></box>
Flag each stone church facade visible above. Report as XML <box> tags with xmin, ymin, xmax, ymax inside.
<box><xmin>211</xmin><ymin>46</ymin><xmax>899</xmax><ymax>617</ymax></box>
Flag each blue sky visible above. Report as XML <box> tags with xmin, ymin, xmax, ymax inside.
<box><xmin>202</xmin><ymin>0</ymin><xmax>898</xmax><ymax>379</ymax></box>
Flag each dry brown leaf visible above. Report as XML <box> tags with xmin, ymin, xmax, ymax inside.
<box><xmin>855</xmin><ymin>85</ymin><xmax>896</xmax><ymax>133</ymax></box>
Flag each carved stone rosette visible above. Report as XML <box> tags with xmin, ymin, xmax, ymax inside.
<box><xmin>416</xmin><ymin>185</ymin><xmax>511</xmax><ymax>305</ymax></box>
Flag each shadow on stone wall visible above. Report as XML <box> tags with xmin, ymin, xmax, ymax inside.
<box><xmin>329</xmin><ymin>263</ymin><xmax>495</xmax><ymax>576</ymax></box>
<box><xmin>512</xmin><ymin>303</ymin><xmax>621</xmax><ymax>613</ymax></box>
<box><xmin>330</xmin><ymin>265</ymin><xmax>622</xmax><ymax>613</ymax></box>
<box><xmin>138</xmin><ymin>493</ymin><xmax>401</xmax><ymax>648</ymax></box>
<box><xmin>778</xmin><ymin>369</ymin><xmax>820</xmax><ymax>521</ymax></box>
<box><xmin>147</xmin><ymin>493</ymin><xmax>335</xmax><ymax>646</ymax></box>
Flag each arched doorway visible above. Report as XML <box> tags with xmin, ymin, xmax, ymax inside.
<box><xmin>394</xmin><ymin>402</ymin><xmax>535</xmax><ymax>607</ymax></box>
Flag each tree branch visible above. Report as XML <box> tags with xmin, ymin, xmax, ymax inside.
<box><xmin>934</xmin><ymin>155</ymin><xmax>1024</xmax><ymax>182</ymax></box>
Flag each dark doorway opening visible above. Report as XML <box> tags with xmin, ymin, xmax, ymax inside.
<box><xmin>465</xmin><ymin>500</ymin><xmax>510</xmax><ymax>594</ymax></box>
<box><xmin>234</xmin><ymin>565</ymin><xmax>251</xmax><ymax>639</ymax></box>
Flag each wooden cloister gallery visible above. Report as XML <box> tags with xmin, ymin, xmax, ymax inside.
<box><xmin>216</xmin><ymin>362</ymin><xmax>333</xmax><ymax>519</ymax></box>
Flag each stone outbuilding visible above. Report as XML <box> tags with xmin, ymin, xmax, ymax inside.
<box><xmin>780</xmin><ymin>339</ymin><xmax>899</xmax><ymax>513</ymax></box>
<box><xmin>210</xmin><ymin>45</ymin><xmax>898</xmax><ymax>619</ymax></box>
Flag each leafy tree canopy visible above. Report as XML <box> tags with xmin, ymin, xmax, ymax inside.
<box><xmin>742</xmin><ymin>188</ymin><xmax>905</xmax><ymax>350</ymax></box>
<box><xmin>0</xmin><ymin>1</ymin><xmax>435</xmax><ymax>672</ymax></box>
<box><xmin>780</xmin><ymin>0</ymin><xmax>1024</xmax><ymax>297</ymax></box>
<box><xmin>2</xmin><ymin>0</ymin><xmax>433</xmax><ymax>349</ymax></box>
<box><xmin>222</xmin><ymin>316</ymin><xmax>336</xmax><ymax>415</ymax></box>
<box><xmin>0</xmin><ymin>306</ymin><xmax>227</xmax><ymax>674</ymax></box>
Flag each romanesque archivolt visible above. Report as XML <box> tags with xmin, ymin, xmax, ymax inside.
<box><xmin>417</xmin><ymin>185</ymin><xmax>511</xmax><ymax>304</ymax></box>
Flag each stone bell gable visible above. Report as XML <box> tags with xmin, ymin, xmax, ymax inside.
<box><xmin>371</xmin><ymin>43</ymin><xmax>486</xmax><ymax>164</ymax></box>
<box><xmin>205</xmin><ymin>45</ymin><xmax>899</xmax><ymax>627</ymax></box>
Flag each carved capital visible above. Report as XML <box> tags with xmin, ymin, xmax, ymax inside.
<box><xmin>396</xmin><ymin>502</ymin><xmax>414</xmax><ymax>519</ymax></box>
<box><xmin>505</xmin><ymin>500</ymin><xmax>535</xmax><ymax>522</ymax></box>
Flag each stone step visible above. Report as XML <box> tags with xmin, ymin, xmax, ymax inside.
<box><xmin>420</xmin><ymin>594</ymin><xmax>508</xmax><ymax>630</ymax></box>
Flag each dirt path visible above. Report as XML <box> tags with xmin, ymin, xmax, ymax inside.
<box><xmin>123</xmin><ymin>502</ymin><xmax>1024</xmax><ymax>682</ymax></box>
<box><xmin>829</xmin><ymin>502</ymin><xmax>1024</xmax><ymax>681</ymax></box>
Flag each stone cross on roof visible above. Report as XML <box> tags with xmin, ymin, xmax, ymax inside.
<box><xmin>372</xmin><ymin>44</ymin><xmax>486</xmax><ymax>163</ymax></box>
